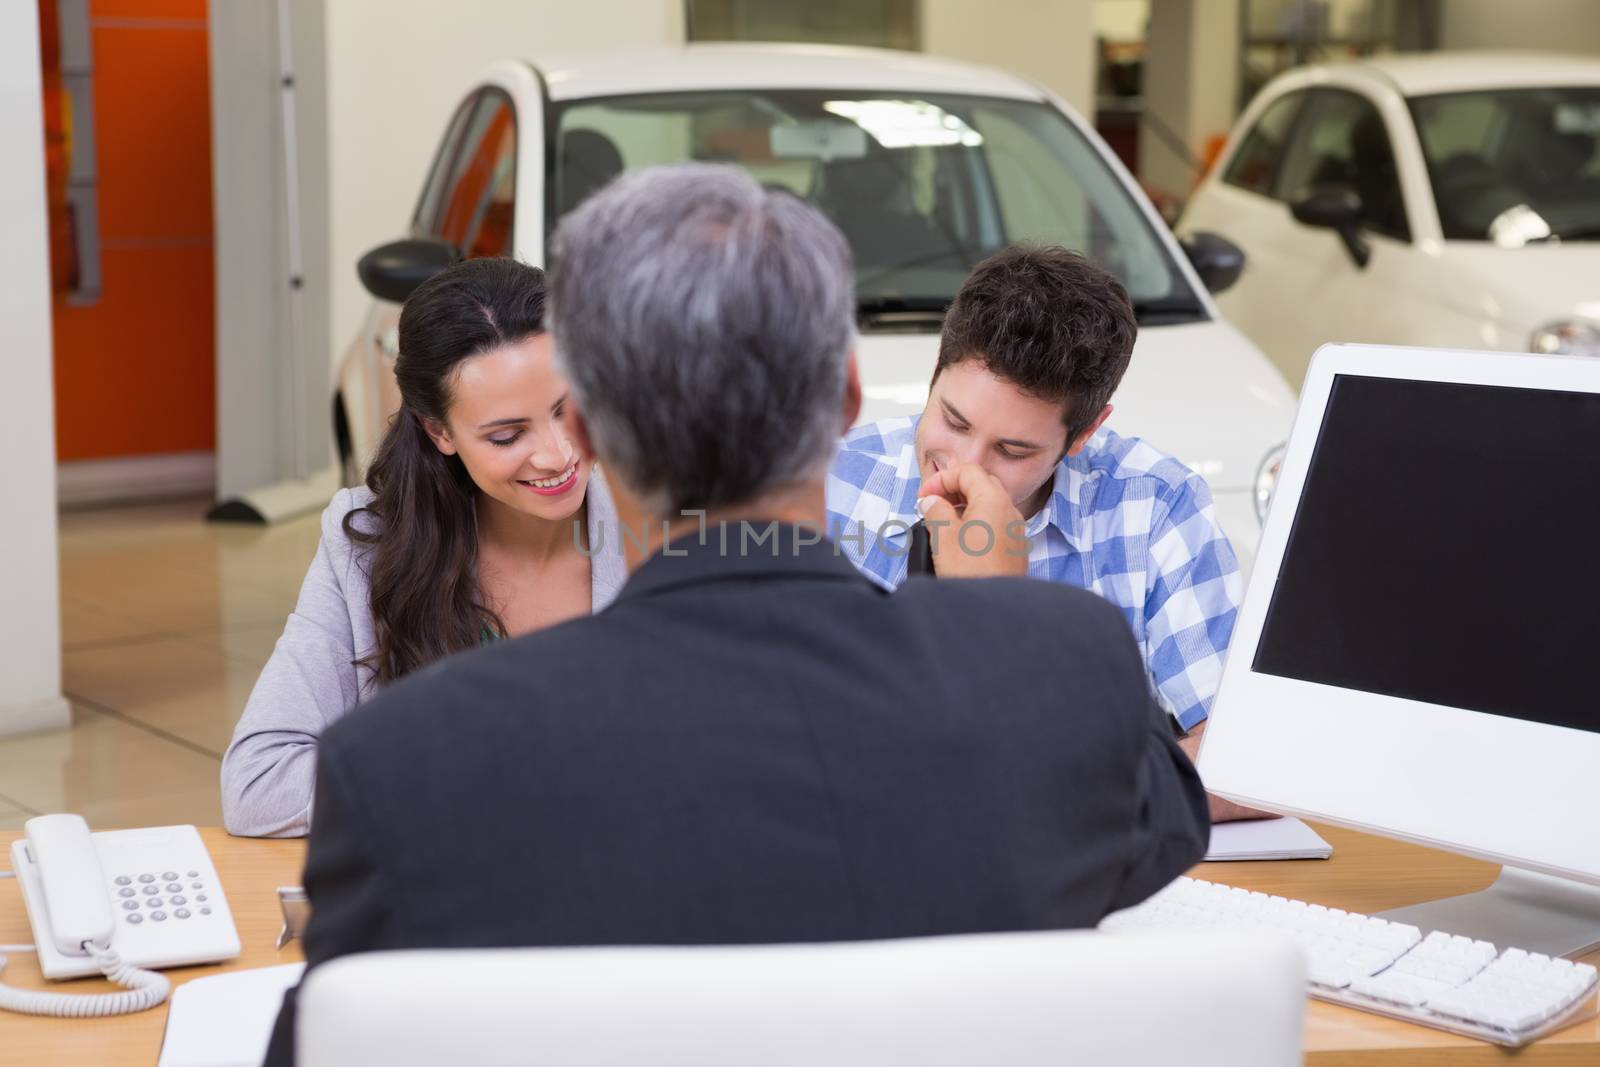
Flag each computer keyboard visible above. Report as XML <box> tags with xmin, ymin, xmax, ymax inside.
<box><xmin>1101</xmin><ymin>877</ymin><xmax>1600</xmax><ymax>1046</ymax></box>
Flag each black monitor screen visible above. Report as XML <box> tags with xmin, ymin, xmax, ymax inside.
<box><xmin>1253</xmin><ymin>373</ymin><xmax>1600</xmax><ymax>735</ymax></box>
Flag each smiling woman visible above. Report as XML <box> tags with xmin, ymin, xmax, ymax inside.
<box><xmin>218</xmin><ymin>258</ymin><xmax>626</xmax><ymax>838</ymax></box>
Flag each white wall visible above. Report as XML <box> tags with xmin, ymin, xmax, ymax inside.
<box><xmin>1095</xmin><ymin>0</ymin><xmax>1149</xmax><ymax>43</ymax></box>
<box><xmin>1440</xmin><ymin>0</ymin><xmax>1600</xmax><ymax>54</ymax></box>
<box><xmin>1141</xmin><ymin>0</ymin><xmax>1240</xmax><ymax>200</ymax></box>
<box><xmin>922</xmin><ymin>0</ymin><xmax>1096</xmax><ymax>120</ymax></box>
<box><xmin>0</xmin><ymin>1</ymin><xmax>70</xmax><ymax>735</ymax></box>
<box><xmin>321</xmin><ymin>0</ymin><xmax>685</xmax><ymax>368</ymax></box>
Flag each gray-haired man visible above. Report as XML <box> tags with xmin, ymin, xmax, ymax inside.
<box><xmin>265</xmin><ymin>164</ymin><xmax>1206</xmax><ymax>1067</ymax></box>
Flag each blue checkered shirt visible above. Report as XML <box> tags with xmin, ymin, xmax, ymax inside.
<box><xmin>825</xmin><ymin>416</ymin><xmax>1242</xmax><ymax>730</ymax></box>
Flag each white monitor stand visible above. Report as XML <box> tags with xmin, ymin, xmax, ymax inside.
<box><xmin>1197</xmin><ymin>343</ymin><xmax>1600</xmax><ymax>959</ymax></box>
<box><xmin>1377</xmin><ymin>869</ymin><xmax>1600</xmax><ymax>959</ymax></box>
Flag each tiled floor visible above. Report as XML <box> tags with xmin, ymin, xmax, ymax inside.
<box><xmin>0</xmin><ymin>496</ymin><xmax>322</xmax><ymax>829</ymax></box>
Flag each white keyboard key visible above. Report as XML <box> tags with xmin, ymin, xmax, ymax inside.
<box><xmin>1351</xmin><ymin>970</ymin><xmax>1453</xmax><ymax>1007</ymax></box>
<box><xmin>1308</xmin><ymin>964</ymin><xmax>1358</xmax><ymax>990</ymax></box>
<box><xmin>1101</xmin><ymin>876</ymin><xmax>1600</xmax><ymax>1047</ymax></box>
<box><xmin>1425</xmin><ymin>951</ymin><xmax>1600</xmax><ymax>1034</ymax></box>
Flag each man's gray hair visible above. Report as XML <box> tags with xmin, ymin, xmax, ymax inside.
<box><xmin>549</xmin><ymin>164</ymin><xmax>855</xmax><ymax>518</ymax></box>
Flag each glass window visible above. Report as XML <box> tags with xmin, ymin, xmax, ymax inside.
<box><xmin>417</xmin><ymin>92</ymin><xmax>517</xmax><ymax>257</ymax></box>
<box><xmin>44</xmin><ymin>0</ymin><xmax>101</xmax><ymax>304</ymax></box>
<box><xmin>1411</xmin><ymin>88</ymin><xmax>1600</xmax><ymax>244</ymax></box>
<box><xmin>413</xmin><ymin>95</ymin><xmax>478</xmax><ymax>236</ymax></box>
<box><xmin>1277</xmin><ymin>90</ymin><xmax>1409</xmax><ymax>240</ymax></box>
<box><xmin>551</xmin><ymin>90</ymin><xmax>1203</xmax><ymax>324</ymax></box>
<box><xmin>687</xmin><ymin>0</ymin><xmax>918</xmax><ymax>50</ymax></box>
<box><xmin>1223</xmin><ymin>91</ymin><xmax>1305</xmax><ymax>197</ymax></box>
<box><xmin>438</xmin><ymin>94</ymin><xmax>516</xmax><ymax>257</ymax></box>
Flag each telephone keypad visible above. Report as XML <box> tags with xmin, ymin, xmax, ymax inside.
<box><xmin>105</xmin><ymin>864</ymin><xmax>218</xmax><ymax>940</ymax></box>
<box><xmin>111</xmin><ymin>872</ymin><xmax>216</xmax><ymax>924</ymax></box>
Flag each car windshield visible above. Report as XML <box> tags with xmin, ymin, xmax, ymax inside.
<box><xmin>549</xmin><ymin>89</ymin><xmax>1203</xmax><ymax>326</ymax></box>
<box><xmin>1410</xmin><ymin>87</ymin><xmax>1600</xmax><ymax>245</ymax></box>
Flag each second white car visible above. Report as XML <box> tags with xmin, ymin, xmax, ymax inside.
<box><xmin>1183</xmin><ymin>51</ymin><xmax>1600</xmax><ymax>387</ymax></box>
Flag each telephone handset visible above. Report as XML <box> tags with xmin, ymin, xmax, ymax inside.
<box><xmin>1</xmin><ymin>815</ymin><xmax>241</xmax><ymax>1016</ymax></box>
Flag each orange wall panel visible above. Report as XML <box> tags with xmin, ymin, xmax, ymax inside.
<box><xmin>92</xmin><ymin>21</ymin><xmax>213</xmax><ymax>242</ymax></box>
<box><xmin>91</xmin><ymin>0</ymin><xmax>205</xmax><ymax>21</ymax></box>
<box><xmin>52</xmin><ymin>1</ymin><xmax>214</xmax><ymax>462</ymax></box>
<box><xmin>53</xmin><ymin>245</ymin><xmax>215</xmax><ymax>460</ymax></box>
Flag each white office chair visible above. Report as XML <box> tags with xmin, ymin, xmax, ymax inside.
<box><xmin>297</xmin><ymin>929</ymin><xmax>1306</xmax><ymax>1067</ymax></box>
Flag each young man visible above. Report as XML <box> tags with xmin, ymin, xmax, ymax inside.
<box><xmin>827</xmin><ymin>245</ymin><xmax>1257</xmax><ymax>821</ymax></box>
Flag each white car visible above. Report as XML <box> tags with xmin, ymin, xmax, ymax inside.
<box><xmin>1182</xmin><ymin>52</ymin><xmax>1600</xmax><ymax>387</ymax></box>
<box><xmin>338</xmin><ymin>44</ymin><xmax>1294</xmax><ymax>572</ymax></box>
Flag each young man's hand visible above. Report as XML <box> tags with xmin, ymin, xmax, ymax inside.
<box><xmin>1177</xmin><ymin>721</ymin><xmax>1278</xmax><ymax>823</ymax></box>
<box><xmin>916</xmin><ymin>464</ymin><xmax>1030</xmax><ymax>579</ymax></box>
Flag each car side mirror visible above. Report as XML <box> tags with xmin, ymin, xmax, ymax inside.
<box><xmin>357</xmin><ymin>238</ymin><xmax>460</xmax><ymax>303</ymax></box>
<box><xmin>1289</xmin><ymin>185</ymin><xmax>1370</xmax><ymax>269</ymax></box>
<box><xmin>1179</xmin><ymin>231</ymin><xmax>1246</xmax><ymax>294</ymax></box>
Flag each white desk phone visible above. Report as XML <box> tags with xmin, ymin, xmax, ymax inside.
<box><xmin>1</xmin><ymin>814</ymin><xmax>240</xmax><ymax>1016</ymax></box>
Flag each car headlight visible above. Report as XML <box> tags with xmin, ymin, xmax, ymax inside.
<box><xmin>1254</xmin><ymin>443</ymin><xmax>1286</xmax><ymax>526</ymax></box>
<box><xmin>1530</xmin><ymin>320</ymin><xmax>1600</xmax><ymax>357</ymax></box>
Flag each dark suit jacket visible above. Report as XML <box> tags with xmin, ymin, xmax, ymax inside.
<box><xmin>265</xmin><ymin>527</ymin><xmax>1207</xmax><ymax>1065</ymax></box>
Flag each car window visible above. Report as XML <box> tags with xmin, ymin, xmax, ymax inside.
<box><xmin>1276</xmin><ymin>90</ymin><xmax>1409</xmax><ymax>240</ymax></box>
<box><xmin>552</xmin><ymin>90</ymin><xmax>1201</xmax><ymax>322</ymax></box>
<box><xmin>1223</xmin><ymin>90</ymin><xmax>1306</xmax><ymax>196</ymax></box>
<box><xmin>972</xmin><ymin>106</ymin><xmax>1094</xmax><ymax>260</ymax></box>
<box><xmin>969</xmin><ymin>103</ymin><xmax>1166</xmax><ymax>302</ymax></box>
<box><xmin>413</xmin><ymin>94</ymin><xmax>479</xmax><ymax>237</ymax></box>
<box><xmin>432</xmin><ymin>92</ymin><xmax>516</xmax><ymax>257</ymax></box>
<box><xmin>1415</xmin><ymin>93</ymin><xmax>1507</xmax><ymax>162</ymax></box>
<box><xmin>1411</xmin><ymin>88</ymin><xmax>1600</xmax><ymax>243</ymax></box>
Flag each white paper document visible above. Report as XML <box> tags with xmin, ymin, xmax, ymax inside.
<box><xmin>158</xmin><ymin>961</ymin><xmax>306</xmax><ymax>1067</ymax></box>
<box><xmin>1204</xmin><ymin>816</ymin><xmax>1333</xmax><ymax>861</ymax></box>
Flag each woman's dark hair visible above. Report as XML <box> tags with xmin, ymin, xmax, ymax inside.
<box><xmin>935</xmin><ymin>244</ymin><xmax>1137</xmax><ymax>444</ymax></box>
<box><xmin>343</xmin><ymin>257</ymin><xmax>547</xmax><ymax>685</ymax></box>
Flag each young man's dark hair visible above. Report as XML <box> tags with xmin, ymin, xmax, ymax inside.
<box><xmin>936</xmin><ymin>245</ymin><xmax>1137</xmax><ymax>444</ymax></box>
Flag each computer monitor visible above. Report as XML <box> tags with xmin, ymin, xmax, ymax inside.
<box><xmin>1197</xmin><ymin>343</ymin><xmax>1600</xmax><ymax>957</ymax></box>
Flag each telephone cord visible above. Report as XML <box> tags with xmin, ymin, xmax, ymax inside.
<box><xmin>0</xmin><ymin>941</ymin><xmax>170</xmax><ymax>1016</ymax></box>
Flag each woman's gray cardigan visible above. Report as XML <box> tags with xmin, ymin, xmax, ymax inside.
<box><xmin>220</xmin><ymin>475</ymin><xmax>625</xmax><ymax>837</ymax></box>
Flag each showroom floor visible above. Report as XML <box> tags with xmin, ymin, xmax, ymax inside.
<box><xmin>0</xmin><ymin>498</ymin><xmax>321</xmax><ymax>830</ymax></box>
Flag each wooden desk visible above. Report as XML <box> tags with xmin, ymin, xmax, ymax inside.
<box><xmin>2</xmin><ymin>829</ymin><xmax>306</xmax><ymax>1067</ymax></box>
<box><xmin>3</xmin><ymin>826</ymin><xmax>1597</xmax><ymax>1065</ymax></box>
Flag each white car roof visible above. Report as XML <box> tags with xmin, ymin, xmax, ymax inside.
<box><xmin>1312</xmin><ymin>51</ymin><xmax>1600</xmax><ymax>98</ymax></box>
<box><xmin>531</xmin><ymin>43</ymin><xmax>1047</xmax><ymax>104</ymax></box>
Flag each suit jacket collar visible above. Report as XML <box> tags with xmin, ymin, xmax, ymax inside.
<box><xmin>614</xmin><ymin>521</ymin><xmax>874</xmax><ymax>604</ymax></box>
